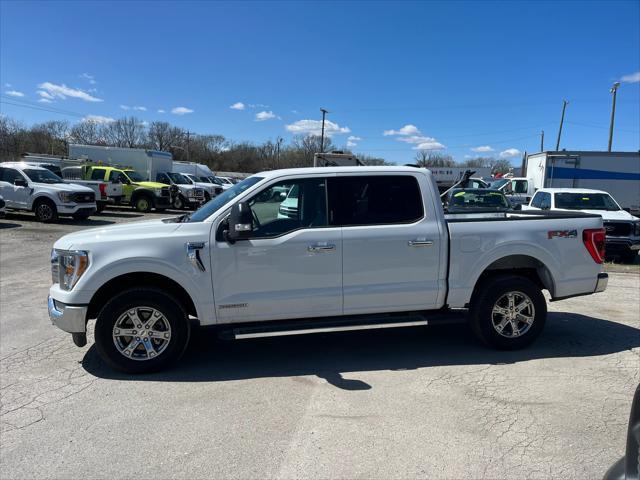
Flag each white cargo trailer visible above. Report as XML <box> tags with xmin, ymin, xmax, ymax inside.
<box><xmin>526</xmin><ymin>151</ymin><xmax>640</xmax><ymax>215</ymax></box>
<box><xmin>68</xmin><ymin>144</ymin><xmax>173</xmax><ymax>182</ymax></box>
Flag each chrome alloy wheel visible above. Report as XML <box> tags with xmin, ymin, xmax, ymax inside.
<box><xmin>36</xmin><ymin>203</ymin><xmax>54</xmax><ymax>221</ymax></box>
<box><xmin>491</xmin><ymin>291</ymin><xmax>535</xmax><ymax>338</ymax></box>
<box><xmin>112</xmin><ymin>307</ymin><xmax>172</xmax><ymax>361</ymax></box>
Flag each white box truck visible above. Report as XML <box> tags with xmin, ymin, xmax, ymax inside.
<box><xmin>68</xmin><ymin>144</ymin><xmax>173</xmax><ymax>182</ymax></box>
<box><xmin>172</xmin><ymin>161</ymin><xmax>215</xmax><ymax>178</ymax></box>
<box><xmin>526</xmin><ymin>151</ymin><xmax>640</xmax><ymax>215</ymax></box>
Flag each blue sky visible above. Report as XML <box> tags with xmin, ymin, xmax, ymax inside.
<box><xmin>1</xmin><ymin>0</ymin><xmax>639</xmax><ymax>165</ymax></box>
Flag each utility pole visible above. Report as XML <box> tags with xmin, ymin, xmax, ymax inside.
<box><xmin>540</xmin><ymin>130</ymin><xmax>544</xmax><ymax>152</ymax></box>
<box><xmin>608</xmin><ymin>82</ymin><xmax>620</xmax><ymax>152</ymax></box>
<box><xmin>555</xmin><ymin>100</ymin><xmax>568</xmax><ymax>151</ymax></box>
<box><xmin>186</xmin><ymin>131</ymin><xmax>191</xmax><ymax>162</ymax></box>
<box><xmin>320</xmin><ymin>108</ymin><xmax>329</xmax><ymax>153</ymax></box>
<box><xmin>275</xmin><ymin>137</ymin><xmax>283</xmax><ymax>168</ymax></box>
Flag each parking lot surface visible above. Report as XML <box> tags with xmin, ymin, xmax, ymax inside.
<box><xmin>1</xmin><ymin>208</ymin><xmax>639</xmax><ymax>479</ymax></box>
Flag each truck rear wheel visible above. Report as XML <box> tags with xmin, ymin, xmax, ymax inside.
<box><xmin>469</xmin><ymin>275</ymin><xmax>546</xmax><ymax>350</ymax></box>
<box><xmin>33</xmin><ymin>198</ymin><xmax>58</xmax><ymax>223</ymax></box>
<box><xmin>94</xmin><ymin>288</ymin><xmax>190</xmax><ymax>374</ymax></box>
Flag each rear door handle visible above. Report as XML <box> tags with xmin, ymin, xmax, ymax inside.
<box><xmin>408</xmin><ymin>238</ymin><xmax>434</xmax><ymax>247</ymax></box>
<box><xmin>308</xmin><ymin>243</ymin><xmax>336</xmax><ymax>252</ymax></box>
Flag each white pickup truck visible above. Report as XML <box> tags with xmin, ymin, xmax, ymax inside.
<box><xmin>48</xmin><ymin>166</ymin><xmax>608</xmax><ymax>373</ymax></box>
<box><xmin>1</xmin><ymin>162</ymin><xmax>97</xmax><ymax>222</ymax></box>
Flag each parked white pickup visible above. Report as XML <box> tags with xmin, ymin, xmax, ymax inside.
<box><xmin>48</xmin><ymin>166</ymin><xmax>608</xmax><ymax>373</ymax></box>
<box><xmin>1</xmin><ymin>162</ymin><xmax>97</xmax><ymax>222</ymax></box>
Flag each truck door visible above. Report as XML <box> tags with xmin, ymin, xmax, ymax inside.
<box><xmin>0</xmin><ymin>167</ymin><xmax>31</xmax><ymax>209</ymax></box>
<box><xmin>212</xmin><ymin>176</ymin><xmax>343</xmax><ymax>323</ymax></box>
<box><xmin>330</xmin><ymin>174</ymin><xmax>445</xmax><ymax>315</ymax></box>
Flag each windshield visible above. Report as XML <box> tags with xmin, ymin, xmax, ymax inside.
<box><xmin>22</xmin><ymin>168</ymin><xmax>65</xmax><ymax>184</ymax></box>
<box><xmin>446</xmin><ymin>189</ymin><xmax>511</xmax><ymax>212</ymax></box>
<box><xmin>210</xmin><ymin>177</ymin><xmax>224</xmax><ymax>185</ymax></box>
<box><xmin>486</xmin><ymin>179</ymin><xmax>509</xmax><ymax>190</ymax></box>
<box><xmin>126</xmin><ymin>171</ymin><xmax>146</xmax><ymax>182</ymax></box>
<box><xmin>186</xmin><ymin>176</ymin><xmax>264</xmax><ymax>222</ymax></box>
<box><xmin>166</xmin><ymin>172</ymin><xmax>191</xmax><ymax>184</ymax></box>
<box><xmin>199</xmin><ymin>176</ymin><xmax>211</xmax><ymax>182</ymax></box>
<box><xmin>554</xmin><ymin>192</ymin><xmax>620</xmax><ymax>211</ymax></box>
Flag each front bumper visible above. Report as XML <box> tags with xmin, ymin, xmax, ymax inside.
<box><xmin>48</xmin><ymin>296</ymin><xmax>87</xmax><ymax>333</ymax></box>
<box><xmin>58</xmin><ymin>203</ymin><xmax>97</xmax><ymax>215</ymax></box>
<box><xmin>595</xmin><ymin>273</ymin><xmax>608</xmax><ymax>293</ymax></box>
<box><xmin>154</xmin><ymin>195</ymin><xmax>172</xmax><ymax>208</ymax></box>
<box><xmin>606</xmin><ymin>237</ymin><xmax>640</xmax><ymax>252</ymax></box>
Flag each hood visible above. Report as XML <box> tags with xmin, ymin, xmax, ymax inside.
<box><xmin>53</xmin><ymin>218</ymin><xmax>182</xmax><ymax>250</ymax></box>
<box><xmin>134</xmin><ymin>181</ymin><xmax>169</xmax><ymax>189</ymax></box>
<box><xmin>35</xmin><ymin>182</ymin><xmax>95</xmax><ymax>193</ymax></box>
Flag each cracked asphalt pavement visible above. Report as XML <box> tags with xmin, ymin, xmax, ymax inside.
<box><xmin>1</xmin><ymin>208</ymin><xmax>639</xmax><ymax>479</ymax></box>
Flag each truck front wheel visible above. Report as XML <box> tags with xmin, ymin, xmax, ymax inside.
<box><xmin>469</xmin><ymin>275</ymin><xmax>546</xmax><ymax>350</ymax></box>
<box><xmin>94</xmin><ymin>288</ymin><xmax>191</xmax><ymax>373</ymax></box>
<box><xmin>133</xmin><ymin>195</ymin><xmax>153</xmax><ymax>213</ymax></box>
<box><xmin>33</xmin><ymin>198</ymin><xmax>58</xmax><ymax>223</ymax></box>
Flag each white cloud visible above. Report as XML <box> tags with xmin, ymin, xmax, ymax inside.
<box><xmin>171</xmin><ymin>106</ymin><xmax>194</xmax><ymax>115</ymax></box>
<box><xmin>620</xmin><ymin>71</ymin><xmax>640</xmax><ymax>83</ymax></box>
<box><xmin>347</xmin><ymin>141</ymin><xmax>357</xmax><ymax>148</ymax></box>
<box><xmin>383</xmin><ymin>124</ymin><xmax>421</xmax><ymax>136</ymax></box>
<box><xmin>38</xmin><ymin>98</ymin><xmax>52</xmax><ymax>103</ymax></box>
<box><xmin>499</xmin><ymin>148</ymin><xmax>522</xmax><ymax>158</ymax></box>
<box><xmin>79</xmin><ymin>73</ymin><xmax>97</xmax><ymax>84</ymax></box>
<box><xmin>248</xmin><ymin>103</ymin><xmax>269</xmax><ymax>109</ymax></box>
<box><xmin>157</xmin><ymin>109</ymin><xmax>166</xmax><ymax>113</ymax></box>
<box><xmin>348</xmin><ymin>135</ymin><xmax>362</xmax><ymax>141</ymax></box>
<box><xmin>255</xmin><ymin>110</ymin><xmax>278</xmax><ymax>121</ymax></box>
<box><xmin>285</xmin><ymin>119</ymin><xmax>351</xmax><ymax>137</ymax></box>
<box><xmin>83</xmin><ymin>115</ymin><xmax>114</xmax><ymax>124</ymax></box>
<box><xmin>471</xmin><ymin>145</ymin><xmax>494</xmax><ymax>153</ymax></box>
<box><xmin>133</xmin><ymin>106</ymin><xmax>147</xmax><ymax>111</ymax></box>
<box><xmin>37</xmin><ymin>90</ymin><xmax>54</xmax><ymax>100</ymax></box>
<box><xmin>120</xmin><ymin>105</ymin><xmax>130</xmax><ymax>110</ymax></box>
<box><xmin>37</xmin><ymin>82</ymin><xmax>103</xmax><ymax>102</ymax></box>
<box><xmin>230</xmin><ymin>102</ymin><xmax>245</xmax><ymax>110</ymax></box>
<box><xmin>384</xmin><ymin>124</ymin><xmax>445</xmax><ymax>150</ymax></box>
<box><xmin>5</xmin><ymin>90</ymin><xmax>24</xmax><ymax>97</ymax></box>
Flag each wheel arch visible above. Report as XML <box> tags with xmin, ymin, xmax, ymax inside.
<box><xmin>130</xmin><ymin>188</ymin><xmax>155</xmax><ymax>206</ymax></box>
<box><xmin>470</xmin><ymin>254</ymin><xmax>556</xmax><ymax>305</ymax></box>
<box><xmin>87</xmin><ymin>272</ymin><xmax>198</xmax><ymax>321</ymax></box>
<box><xmin>31</xmin><ymin>193</ymin><xmax>57</xmax><ymax>211</ymax></box>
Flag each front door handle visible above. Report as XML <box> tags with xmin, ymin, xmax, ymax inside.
<box><xmin>408</xmin><ymin>238</ymin><xmax>434</xmax><ymax>247</ymax></box>
<box><xmin>308</xmin><ymin>243</ymin><xmax>336</xmax><ymax>252</ymax></box>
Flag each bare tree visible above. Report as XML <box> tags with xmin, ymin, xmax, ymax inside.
<box><xmin>148</xmin><ymin>122</ymin><xmax>184</xmax><ymax>151</ymax></box>
<box><xmin>69</xmin><ymin>120</ymin><xmax>104</xmax><ymax>146</ymax></box>
<box><xmin>414</xmin><ymin>151</ymin><xmax>455</xmax><ymax>168</ymax></box>
<box><xmin>102</xmin><ymin>116</ymin><xmax>146</xmax><ymax>148</ymax></box>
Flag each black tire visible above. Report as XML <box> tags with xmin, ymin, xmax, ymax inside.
<box><xmin>72</xmin><ymin>213</ymin><xmax>91</xmax><ymax>221</ymax></box>
<box><xmin>96</xmin><ymin>203</ymin><xmax>106</xmax><ymax>213</ymax></box>
<box><xmin>33</xmin><ymin>198</ymin><xmax>58</xmax><ymax>223</ymax></box>
<box><xmin>204</xmin><ymin>192</ymin><xmax>211</xmax><ymax>203</ymax></box>
<box><xmin>94</xmin><ymin>288</ymin><xmax>191</xmax><ymax>374</ymax></box>
<box><xmin>173</xmin><ymin>195</ymin><xmax>186</xmax><ymax>210</ymax></box>
<box><xmin>620</xmin><ymin>250</ymin><xmax>638</xmax><ymax>264</ymax></box>
<box><xmin>469</xmin><ymin>274</ymin><xmax>546</xmax><ymax>350</ymax></box>
<box><xmin>133</xmin><ymin>195</ymin><xmax>153</xmax><ymax>213</ymax></box>
<box><xmin>155</xmin><ymin>208</ymin><xmax>166</xmax><ymax>213</ymax></box>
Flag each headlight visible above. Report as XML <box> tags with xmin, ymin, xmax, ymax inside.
<box><xmin>51</xmin><ymin>249</ymin><xmax>89</xmax><ymax>291</ymax></box>
<box><xmin>187</xmin><ymin>189</ymin><xmax>196</xmax><ymax>197</ymax></box>
<box><xmin>153</xmin><ymin>188</ymin><xmax>164</xmax><ymax>196</ymax></box>
<box><xmin>57</xmin><ymin>192</ymin><xmax>73</xmax><ymax>203</ymax></box>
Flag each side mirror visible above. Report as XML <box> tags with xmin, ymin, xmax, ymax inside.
<box><xmin>14</xmin><ymin>178</ymin><xmax>27</xmax><ymax>187</ymax></box>
<box><xmin>225</xmin><ymin>202</ymin><xmax>253</xmax><ymax>243</ymax></box>
<box><xmin>279</xmin><ymin>192</ymin><xmax>287</xmax><ymax>201</ymax></box>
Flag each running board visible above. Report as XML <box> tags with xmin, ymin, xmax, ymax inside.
<box><xmin>220</xmin><ymin>310</ymin><xmax>466</xmax><ymax>340</ymax></box>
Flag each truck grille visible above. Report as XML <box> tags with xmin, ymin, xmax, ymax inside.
<box><xmin>604</xmin><ymin>221</ymin><xmax>632</xmax><ymax>237</ymax></box>
<box><xmin>160</xmin><ymin>187</ymin><xmax>170</xmax><ymax>197</ymax></box>
<box><xmin>194</xmin><ymin>188</ymin><xmax>204</xmax><ymax>200</ymax></box>
<box><xmin>71</xmin><ymin>192</ymin><xmax>95</xmax><ymax>203</ymax></box>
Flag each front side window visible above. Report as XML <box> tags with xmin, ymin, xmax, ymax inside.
<box><xmin>530</xmin><ymin>192</ymin><xmax>543</xmax><ymax>208</ymax></box>
<box><xmin>166</xmin><ymin>172</ymin><xmax>190</xmax><ymax>184</ymax></box>
<box><xmin>512</xmin><ymin>180</ymin><xmax>528</xmax><ymax>194</ymax></box>
<box><xmin>156</xmin><ymin>173</ymin><xmax>170</xmax><ymax>184</ymax></box>
<box><xmin>108</xmin><ymin>170</ymin><xmax>128</xmax><ymax>183</ymax></box>
<box><xmin>329</xmin><ymin>175</ymin><xmax>423</xmax><ymax>226</ymax></box>
<box><xmin>247</xmin><ymin>178</ymin><xmax>328</xmax><ymax>238</ymax></box>
<box><xmin>539</xmin><ymin>192</ymin><xmax>552</xmax><ymax>209</ymax></box>
<box><xmin>125</xmin><ymin>171</ymin><xmax>145</xmax><ymax>182</ymax></box>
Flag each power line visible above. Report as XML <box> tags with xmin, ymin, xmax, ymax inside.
<box><xmin>1</xmin><ymin>97</ymin><xmax>88</xmax><ymax>118</ymax></box>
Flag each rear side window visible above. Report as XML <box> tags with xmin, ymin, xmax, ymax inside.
<box><xmin>90</xmin><ymin>169</ymin><xmax>105</xmax><ymax>180</ymax></box>
<box><xmin>0</xmin><ymin>168</ymin><xmax>24</xmax><ymax>184</ymax></box>
<box><xmin>329</xmin><ymin>175</ymin><xmax>423</xmax><ymax>226</ymax></box>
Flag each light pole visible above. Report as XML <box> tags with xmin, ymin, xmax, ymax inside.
<box><xmin>320</xmin><ymin>108</ymin><xmax>329</xmax><ymax>153</ymax></box>
<box><xmin>608</xmin><ymin>82</ymin><xmax>620</xmax><ymax>152</ymax></box>
<box><xmin>555</xmin><ymin>100</ymin><xmax>569</xmax><ymax>151</ymax></box>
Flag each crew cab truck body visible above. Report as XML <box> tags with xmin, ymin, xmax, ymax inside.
<box><xmin>60</xmin><ymin>165</ymin><xmax>124</xmax><ymax>212</ymax></box>
<box><xmin>523</xmin><ymin>188</ymin><xmax>640</xmax><ymax>263</ymax></box>
<box><xmin>48</xmin><ymin>167</ymin><xmax>608</xmax><ymax>373</ymax></box>
<box><xmin>155</xmin><ymin>171</ymin><xmax>205</xmax><ymax>210</ymax></box>
<box><xmin>0</xmin><ymin>162</ymin><xmax>96</xmax><ymax>222</ymax></box>
<box><xmin>84</xmin><ymin>166</ymin><xmax>173</xmax><ymax>212</ymax></box>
